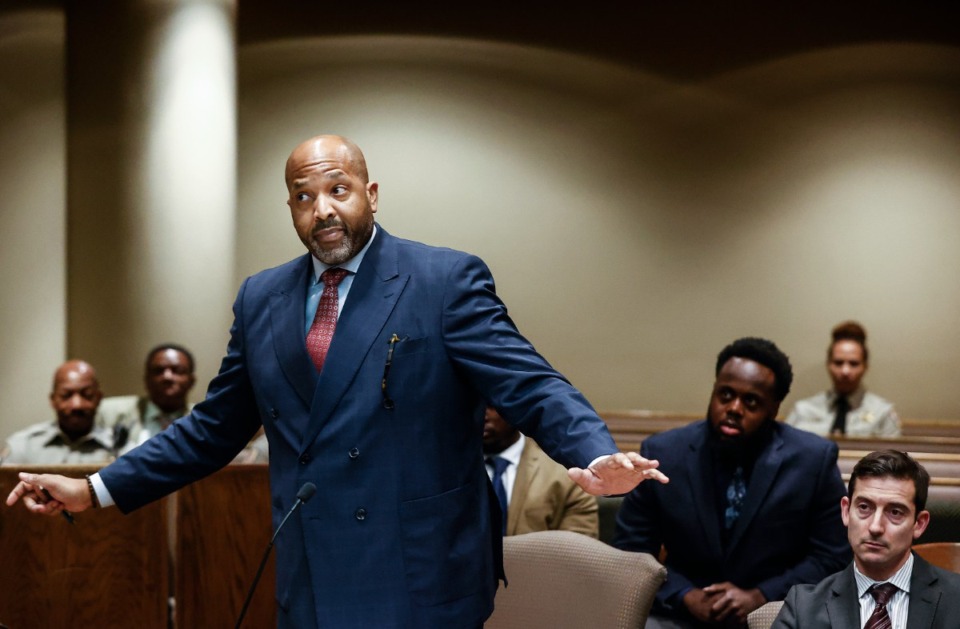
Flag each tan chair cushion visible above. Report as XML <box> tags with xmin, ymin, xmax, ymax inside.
<box><xmin>748</xmin><ymin>600</ymin><xmax>785</xmax><ymax>629</ymax></box>
<box><xmin>486</xmin><ymin>530</ymin><xmax>666</xmax><ymax>629</ymax></box>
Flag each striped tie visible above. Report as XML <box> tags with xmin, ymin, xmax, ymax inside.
<box><xmin>864</xmin><ymin>582</ymin><xmax>898</xmax><ymax>629</ymax></box>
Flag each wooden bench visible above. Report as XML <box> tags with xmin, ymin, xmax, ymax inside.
<box><xmin>902</xmin><ymin>419</ymin><xmax>960</xmax><ymax>438</ymax></box>
<box><xmin>839</xmin><ymin>451</ymin><xmax>960</xmax><ymax>480</ymax></box>
<box><xmin>599</xmin><ymin>411</ymin><xmax>960</xmax><ymax>455</ymax></box>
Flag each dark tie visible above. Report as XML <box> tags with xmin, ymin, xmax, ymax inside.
<box><xmin>487</xmin><ymin>456</ymin><xmax>510</xmax><ymax>534</ymax></box>
<box><xmin>864</xmin><ymin>582</ymin><xmax>898</xmax><ymax>629</ymax></box>
<box><xmin>831</xmin><ymin>394</ymin><xmax>850</xmax><ymax>435</ymax></box>
<box><xmin>306</xmin><ymin>268</ymin><xmax>349</xmax><ymax>373</ymax></box>
<box><xmin>724</xmin><ymin>466</ymin><xmax>746</xmax><ymax>530</ymax></box>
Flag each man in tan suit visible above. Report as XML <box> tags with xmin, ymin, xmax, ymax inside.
<box><xmin>483</xmin><ymin>406</ymin><xmax>598</xmax><ymax>537</ymax></box>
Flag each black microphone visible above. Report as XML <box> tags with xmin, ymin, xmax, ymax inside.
<box><xmin>235</xmin><ymin>482</ymin><xmax>317</xmax><ymax>629</ymax></box>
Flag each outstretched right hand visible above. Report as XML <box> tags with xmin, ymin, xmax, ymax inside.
<box><xmin>5</xmin><ymin>472</ymin><xmax>92</xmax><ymax>515</ymax></box>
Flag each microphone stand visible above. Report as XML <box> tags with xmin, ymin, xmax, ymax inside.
<box><xmin>235</xmin><ymin>482</ymin><xmax>317</xmax><ymax>629</ymax></box>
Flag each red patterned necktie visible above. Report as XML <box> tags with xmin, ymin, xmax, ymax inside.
<box><xmin>864</xmin><ymin>582</ymin><xmax>898</xmax><ymax>629</ymax></box>
<box><xmin>306</xmin><ymin>268</ymin><xmax>349</xmax><ymax>373</ymax></box>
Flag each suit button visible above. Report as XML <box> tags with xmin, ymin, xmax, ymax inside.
<box><xmin>348</xmin><ymin>448</ymin><xmax>360</xmax><ymax>459</ymax></box>
<box><xmin>355</xmin><ymin>508</ymin><xmax>367</xmax><ymax>521</ymax></box>
<box><xmin>299</xmin><ymin>454</ymin><xmax>311</xmax><ymax>465</ymax></box>
<box><xmin>270</xmin><ymin>408</ymin><xmax>279</xmax><ymax>419</ymax></box>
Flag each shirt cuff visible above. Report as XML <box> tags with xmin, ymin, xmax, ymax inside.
<box><xmin>90</xmin><ymin>472</ymin><xmax>116</xmax><ymax>508</ymax></box>
<box><xmin>589</xmin><ymin>454</ymin><xmax>613</xmax><ymax>469</ymax></box>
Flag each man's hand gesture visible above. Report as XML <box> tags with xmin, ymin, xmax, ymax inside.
<box><xmin>568</xmin><ymin>451</ymin><xmax>669</xmax><ymax>496</ymax></box>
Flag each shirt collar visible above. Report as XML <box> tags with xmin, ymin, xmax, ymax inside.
<box><xmin>829</xmin><ymin>385</ymin><xmax>866</xmax><ymax>409</ymax></box>
<box><xmin>310</xmin><ymin>224</ymin><xmax>377</xmax><ymax>283</ymax></box>
<box><xmin>854</xmin><ymin>551</ymin><xmax>914</xmax><ymax>598</ymax></box>
<box><xmin>45</xmin><ymin>423</ymin><xmax>114</xmax><ymax>450</ymax></box>
<box><xmin>491</xmin><ymin>433</ymin><xmax>526</xmax><ymax>468</ymax></box>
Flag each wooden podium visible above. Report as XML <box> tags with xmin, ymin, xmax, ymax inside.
<box><xmin>0</xmin><ymin>465</ymin><xmax>274</xmax><ymax>628</ymax></box>
<box><xmin>176</xmin><ymin>465</ymin><xmax>275</xmax><ymax>628</ymax></box>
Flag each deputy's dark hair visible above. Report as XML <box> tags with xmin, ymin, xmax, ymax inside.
<box><xmin>830</xmin><ymin>320</ymin><xmax>869</xmax><ymax>363</ymax></box>
<box><xmin>145</xmin><ymin>343</ymin><xmax>195</xmax><ymax>374</ymax></box>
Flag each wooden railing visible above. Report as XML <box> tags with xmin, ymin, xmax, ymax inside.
<box><xmin>599</xmin><ymin>411</ymin><xmax>960</xmax><ymax>455</ymax></box>
<box><xmin>0</xmin><ymin>465</ymin><xmax>275</xmax><ymax>628</ymax></box>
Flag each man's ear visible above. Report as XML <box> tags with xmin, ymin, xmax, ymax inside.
<box><xmin>840</xmin><ymin>496</ymin><xmax>851</xmax><ymax>527</ymax></box>
<box><xmin>913</xmin><ymin>510</ymin><xmax>931</xmax><ymax>540</ymax></box>
<box><xmin>366</xmin><ymin>182</ymin><xmax>379</xmax><ymax>213</ymax></box>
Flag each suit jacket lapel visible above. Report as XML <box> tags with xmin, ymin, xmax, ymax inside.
<box><xmin>690</xmin><ymin>422</ymin><xmax>723</xmax><ymax>554</ymax></box>
<box><xmin>269</xmin><ymin>254</ymin><xmax>318</xmax><ymax>410</ymax></box>
<box><xmin>907</xmin><ymin>554</ymin><xmax>941</xmax><ymax>629</ymax></box>
<box><xmin>726</xmin><ymin>425</ymin><xmax>783</xmax><ymax>554</ymax></box>
<box><xmin>301</xmin><ymin>227</ymin><xmax>406</xmax><ymax>450</ymax></box>
<box><xmin>827</xmin><ymin>565</ymin><xmax>862</xmax><ymax>629</ymax></box>
<box><xmin>507</xmin><ymin>439</ymin><xmax>539</xmax><ymax>535</ymax></box>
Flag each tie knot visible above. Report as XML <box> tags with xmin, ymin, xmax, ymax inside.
<box><xmin>869</xmin><ymin>582</ymin><xmax>898</xmax><ymax>605</ymax></box>
<box><xmin>321</xmin><ymin>268</ymin><xmax>349</xmax><ymax>287</ymax></box>
<box><xmin>835</xmin><ymin>395</ymin><xmax>850</xmax><ymax>411</ymax></box>
<box><xmin>487</xmin><ymin>456</ymin><xmax>510</xmax><ymax>475</ymax></box>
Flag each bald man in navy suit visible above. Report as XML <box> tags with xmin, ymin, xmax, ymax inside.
<box><xmin>9</xmin><ymin>135</ymin><xmax>668</xmax><ymax>629</ymax></box>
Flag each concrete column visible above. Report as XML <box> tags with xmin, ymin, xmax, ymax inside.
<box><xmin>0</xmin><ymin>7</ymin><xmax>66</xmax><ymax>437</ymax></box>
<box><xmin>66</xmin><ymin>0</ymin><xmax>236</xmax><ymax>397</ymax></box>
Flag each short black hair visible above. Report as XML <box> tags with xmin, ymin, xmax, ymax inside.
<box><xmin>145</xmin><ymin>343</ymin><xmax>195</xmax><ymax>374</ymax></box>
<box><xmin>848</xmin><ymin>450</ymin><xmax>929</xmax><ymax>513</ymax></box>
<box><xmin>715</xmin><ymin>337</ymin><xmax>793</xmax><ymax>401</ymax></box>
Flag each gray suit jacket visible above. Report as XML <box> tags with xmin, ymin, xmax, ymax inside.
<box><xmin>773</xmin><ymin>554</ymin><xmax>960</xmax><ymax>629</ymax></box>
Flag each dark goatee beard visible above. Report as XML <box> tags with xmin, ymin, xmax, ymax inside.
<box><xmin>708</xmin><ymin>411</ymin><xmax>774</xmax><ymax>465</ymax></box>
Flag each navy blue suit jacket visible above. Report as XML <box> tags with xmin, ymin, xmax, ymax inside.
<box><xmin>613</xmin><ymin>420</ymin><xmax>851</xmax><ymax>619</ymax></box>
<box><xmin>99</xmin><ymin>227</ymin><xmax>617</xmax><ymax>628</ymax></box>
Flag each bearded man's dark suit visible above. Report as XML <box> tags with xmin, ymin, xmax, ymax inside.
<box><xmin>613</xmin><ymin>420</ymin><xmax>850</xmax><ymax>623</ymax></box>
<box><xmin>772</xmin><ymin>554</ymin><xmax>960</xmax><ymax>628</ymax></box>
<box><xmin>97</xmin><ymin>226</ymin><xmax>617</xmax><ymax>628</ymax></box>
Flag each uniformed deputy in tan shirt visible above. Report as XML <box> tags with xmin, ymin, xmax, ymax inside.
<box><xmin>786</xmin><ymin>321</ymin><xmax>901</xmax><ymax>438</ymax></box>
<box><xmin>1</xmin><ymin>359</ymin><xmax>120</xmax><ymax>466</ymax></box>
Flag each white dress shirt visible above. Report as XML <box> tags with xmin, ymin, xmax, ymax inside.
<box><xmin>853</xmin><ymin>553</ymin><xmax>913</xmax><ymax>629</ymax></box>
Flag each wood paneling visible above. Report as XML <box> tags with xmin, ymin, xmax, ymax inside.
<box><xmin>0</xmin><ymin>466</ymin><xmax>168</xmax><ymax>629</ymax></box>
<box><xmin>176</xmin><ymin>465</ymin><xmax>275</xmax><ymax>629</ymax></box>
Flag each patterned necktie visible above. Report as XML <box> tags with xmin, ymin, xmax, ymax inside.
<box><xmin>487</xmin><ymin>456</ymin><xmax>510</xmax><ymax>535</ymax></box>
<box><xmin>831</xmin><ymin>395</ymin><xmax>850</xmax><ymax>435</ymax></box>
<box><xmin>306</xmin><ymin>268</ymin><xmax>349</xmax><ymax>373</ymax></box>
<box><xmin>864</xmin><ymin>582</ymin><xmax>898</xmax><ymax>629</ymax></box>
<box><xmin>724</xmin><ymin>465</ymin><xmax>746</xmax><ymax>530</ymax></box>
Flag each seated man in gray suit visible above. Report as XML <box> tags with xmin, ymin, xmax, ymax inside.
<box><xmin>773</xmin><ymin>450</ymin><xmax>960</xmax><ymax>629</ymax></box>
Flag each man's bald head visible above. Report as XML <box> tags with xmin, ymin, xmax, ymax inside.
<box><xmin>285</xmin><ymin>135</ymin><xmax>369</xmax><ymax>189</ymax></box>
<box><xmin>51</xmin><ymin>359</ymin><xmax>97</xmax><ymax>390</ymax></box>
<box><xmin>285</xmin><ymin>134</ymin><xmax>379</xmax><ymax>265</ymax></box>
<box><xmin>49</xmin><ymin>359</ymin><xmax>103</xmax><ymax>441</ymax></box>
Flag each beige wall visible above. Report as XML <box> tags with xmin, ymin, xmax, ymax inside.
<box><xmin>3</xmin><ymin>16</ymin><xmax>960</xmax><ymax>443</ymax></box>
<box><xmin>0</xmin><ymin>10</ymin><xmax>66</xmax><ymax>435</ymax></box>
<box><xmin>238</xmin><ymin>36</ymin><xmax>960</xmax><ymax>419</ymax></box>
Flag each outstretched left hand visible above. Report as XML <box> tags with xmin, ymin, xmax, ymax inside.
<box><xmin>568</xmin><ymin>451</ymin><xmax>669</xmax><ymax>496</ymax></box>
